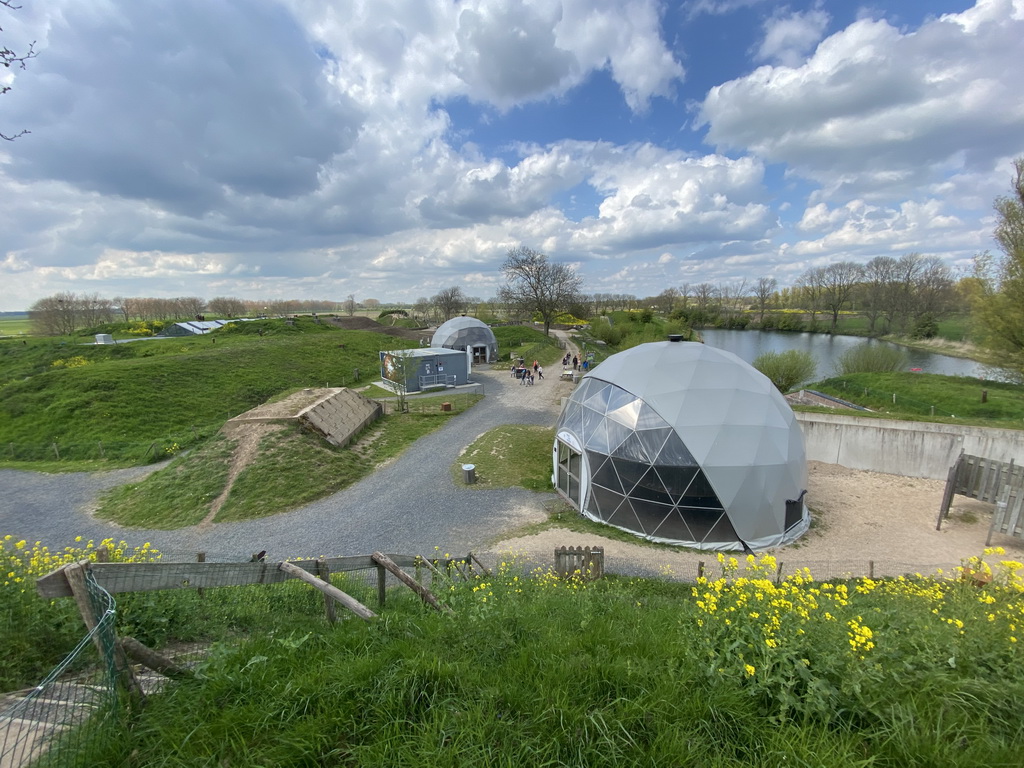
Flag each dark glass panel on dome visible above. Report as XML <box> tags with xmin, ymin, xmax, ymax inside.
<box><xmin>648</xmin><ymin>510</ymin><xmax>694</xmax><ymax>542</ymax></box>
<box><xmin>568</xmin><ymin>473</ymin><xmax>580</xmax><ymax>504</ymax></box>
<box><xmin>633</xmin><ymin>428</ymin><xmax>673</xmax><ymax>465</ymax></box>
<box><xmin>590</xmin><ymin>485</ymin><xmax>625</xmax><ymax>519</ymax></box>
<box><xmin>603</xmin><ymin>494</ymin><xmax>638</xmax><ymax>530</ymax></box>
<box><xmin>688</xmin><ymin>510</ymin><xmax>739</xmax><ymax>544</ymax></box>
<box><xmin>653</xmin><ymin>465</ymin><xmax>701</xmax><ymax>501</ymax></box>
<box><xmin>654</xmin><ymin>431</ymin><xmax>697</xmax><ymax>467</ymax></box>
<box><xmin>605</xmin><ymin>420</ymin><xmax>633</xmax><ymax>454</ymax></box>
<box><xmin>628</xmin><ymin>497</ymin><xmax>675</xmax><ymax>536</ymax></box>
<box><xmin>611</xmin><ymin>432</ymin><xmax>653</xmax><ymax>463</ymax></box>
<box><xmin>678</xmin><ymin>469</ymin><xmax>719</xmax><ymax>504</ymax></box>
<box><xmin>588</xmin><ymin>452</ymin><xmax>623</xmax><ymax>494</ymax></box>
<box><xmin>627</xmin><ymin>466</ymin><xmax>674</xmax><ymax>505</ymax></box>
<box><xmin>610</xmin><ymin>457</ymin><xmax>648</xmax><ymax>496</ymax></box>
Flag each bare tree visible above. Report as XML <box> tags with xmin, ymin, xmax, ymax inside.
<box><xmin>860</xmin><ymin>256</ymin><xmax>899</xmax><ymax>334</ymax></box>
<box><xmin>431</xmin><ymin>286</ymin><xmax>467</xmax><ymax>322</ymax></box>
<box><xmin>343</xmin><ymin>294</ymin><xmax>357</xmax><ymax>316</ymax></box>
<box><xmin>819</xmin><ymin>261</ymin><xmax>864</xmax><ymax>333</ymax></box>
<box><xmin>795</xmin><ymin>267</ymin><xmax>825</xmax><ymax>325</ymax></box>
<box><xmin>498</xmin><ymin>246</ymin><xmax>583</xmax><ymax>335</ymax></box>
<box><xmin>752</xmin><ymin>277</ymin><xmax>777</xmax><ymax>324</ymax></box>
<box><xmin>208</xmin><ymin>296</ymin><xmax>246</xmax><ymax>318</ymax></box>
<box><xmin>1</xmin><ymin>0</ymin><xmax>36</xmax><ymax>141</ymax></box>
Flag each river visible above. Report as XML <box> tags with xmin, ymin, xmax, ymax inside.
<box><xmin>698</xmin><ymin>329</ymin><xmax>1014</xmax><ymax>382</ymax></box>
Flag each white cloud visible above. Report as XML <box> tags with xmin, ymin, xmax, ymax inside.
<box><xmin>698</xmin><ymin>0</ymin><xmax>1024</xmax><ymax>198</ymax></box>
<box><xmin>754</xmin><ymin>7</ymin><xmax>830</xmax><ymax>67</ymax></box>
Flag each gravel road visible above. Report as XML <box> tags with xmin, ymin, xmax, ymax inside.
<box><xmin>0</xmin><ymin>338</ymin><xmax>580</xmax><ymax>562</ymax></box>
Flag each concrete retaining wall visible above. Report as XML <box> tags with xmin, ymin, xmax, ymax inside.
<box><xmin>796</xmin><ymin>412</ymin><xmax>1024</xmax><ymax>480</ymax></box>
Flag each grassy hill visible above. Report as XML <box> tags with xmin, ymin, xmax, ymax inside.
<box><xmin>0</xmin><ymin>318</ymin><xmax>414</xmax><ymax>465</ymax></box>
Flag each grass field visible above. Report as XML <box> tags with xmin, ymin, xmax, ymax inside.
<box><xmin>0</xmin><ymin>318</ymin><xmax>415</xmax><ymax>467</ymax></box>
<box><xmin>0</xmin><ymin>316</ymin><xmax>32</xmax><ymax>336</ymax></box>
<box><xmin>809</xmin><ymin>372</ymin><xmax>1024</xmax><ymax>426</ymax></box>
<box><xmin>38</xmin><ymin>549</ymin><xmax>1024</xmax><ymax>767</ymax></box>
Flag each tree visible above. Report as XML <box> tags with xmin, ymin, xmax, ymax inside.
<box><xmin>343</xmin><ymin>294</ymin><xmax>357</xmax><ymax>316</ymax></box>
<box><xmin>498</xmin><ymin>246</ymin><xmax>583</xmax><ymax>336</ymax></box>
<box><xmin>860</xmin><ymin>256</ymin><xmax>898</xmax><ymax>334</ymax></box>
<box><xmin>2</xmin><ymin>0</ymin><xmax>36</xmax><ymax>140</ymax></box>
<box><xmin>752</xmin><ymin>277</ymin><xmax>777</xmax><ymax>324</ymax></box>
<box><xmin>208</xmin><ymin>296</ymin><xmax>246</xmax><ymax>318</ymax></box>
<box><xmin>431</xmin><ymin>286</ymin><xmax>467</xmax><ymax>322</ymax></box>
<box><xmin>971</xmin><ymin>157</ymin><xmax>1024</xmax><ymax>372</ymax></box>
<box><xmin>819</xmin><ymin>261</ymin><xmax>864</xmax><ymax>333</ymax></box>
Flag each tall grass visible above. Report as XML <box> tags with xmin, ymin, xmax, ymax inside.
<box><xmin>62</xmin><ymin>550</ymin><xmax>1024</xmax><ymax>767</ymax></box>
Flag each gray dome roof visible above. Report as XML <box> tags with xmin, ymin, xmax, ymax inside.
<box><xmin>432</xmin><ymin>317</ymin><xmax>498</xmax><ymax>360</ymax></box>
<box><xmin>555</xmin><ymin>340</ymin><xmax>807</xmax><ymax>550</ymax></box>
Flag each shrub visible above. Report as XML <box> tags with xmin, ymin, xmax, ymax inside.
<box><xmin>753</xmin><ymin>350</ymin><xmax>817</xmax><ymax>392</ymax></box>
<box><xmin>835</xmin><ymin>344</ymin><xmax>908</xmax><ymax>375</ymax></box>
<box><xmin>911</xmin><ymin>312</ymin><xmax>939</xmax><ymax>339</ymax></box>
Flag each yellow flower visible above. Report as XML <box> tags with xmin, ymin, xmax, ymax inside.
<box><xmin>744</xmin><ymin>664</ymin><xmax>755</xmax><ymax>677</ymax></box>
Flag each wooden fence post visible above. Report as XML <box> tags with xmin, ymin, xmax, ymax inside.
<box><xmin>52</xmin><ymin>442</ymin><xmax>60</xmax><ymax>460</ymax></box>
<box><xmin>64</xmin><ymin>562</ymin><xmax>144</xmax><ymax>704</ymax></box>
<box><xmin>278</xmin><ymin>561</ymin><xmax>376</xmax><ymax>622</ymax></box>
<box><xmin>196</xmin><ymin>552</ymin><xmax>206</xmax><ymax>598</ymax></box>
<box><xmin>316</xmin><ymin>559</ymin><xmax>338</xmax><ymax>624</ymax></box>
<box><xmin>372</xmin><ymin>552</ymin><xmax>452</xmax><ymax>614</ymax></box>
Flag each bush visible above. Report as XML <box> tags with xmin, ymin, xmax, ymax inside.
<box><xmin>835</xmin><ymin>344</ymin><xmax>907</xmax><ymax>375</ymax></box>
<box><xmin>753</xmin><ymin>350</ymin><xmax>817</xmax><ymax>392</ymax></box>
<box><xmin>911</xmin><ymin>312</ymin><xmax>939</xmax><ymax>339</ymax></box>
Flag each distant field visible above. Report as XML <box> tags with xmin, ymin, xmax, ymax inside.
<box><xmin>0</xmin><ymin>317</ymin><xmax>31</xmax><ymax>336</ymax></box>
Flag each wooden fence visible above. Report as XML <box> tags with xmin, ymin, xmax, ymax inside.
<box><xmin>936</xmin><ymin>451</ymin><xmax>1024</xmax><ymax>544</ymax></box>
<box><xmin>554</xmin><ymin>546</ymin><xmax>604</xmax><ymax>580</ymax></box>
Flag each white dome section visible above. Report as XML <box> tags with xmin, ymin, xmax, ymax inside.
<box><xmin>431</xmin><ymin>317</ymin><xmax>498</xmax><ymax>363</ymax></box>
<box><xmin>553</xmin><ymin>340</ymin><xmax>808</xmax><ymax>551</ymax></box>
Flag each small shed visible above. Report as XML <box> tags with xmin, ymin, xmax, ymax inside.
<box><xmin>379</xmin><ymin>348</ymin><xmax>469</xmax><ymax>394</ymax></box>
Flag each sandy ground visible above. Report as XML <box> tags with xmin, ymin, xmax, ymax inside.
<box><xmin>488</xmin><ymin>460</ymin><xmax>1024</xmax><ymax>581</ymax></box>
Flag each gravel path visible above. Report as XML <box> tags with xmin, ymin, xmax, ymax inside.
<box><xmin>0</xmin><ymin>339</ymin><xmax>580</xmax><ymax>562</ymax></box>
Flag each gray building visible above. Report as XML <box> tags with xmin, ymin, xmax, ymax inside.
<box><xmin>553</xmin><ymin>339</ymin><xmax>809</xmax><ymax>551</ymax></box>
<box><xmin>379</xmin><ymin>348</ymin><xmax>470</xmax><ymax>393</ymax></box>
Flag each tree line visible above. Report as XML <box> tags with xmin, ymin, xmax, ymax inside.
<box><xmin>27</xmin><ymin>294</ymin><xmax>355</xmax><ymax>335</ymax></box>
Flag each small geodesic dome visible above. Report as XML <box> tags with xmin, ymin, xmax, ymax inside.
<box><xmin>431</xmin><ymin>317</ymin><xmax>498</xmax><ymax>363</ymax></box>
<box><xmin>553</xmin><ymin>340</ymin><xmax>808</xmax><ymax>551</ymax></box>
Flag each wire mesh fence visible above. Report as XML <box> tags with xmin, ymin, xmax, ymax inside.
<box><xmin>0</xmin><ymin>569</ymin><xmax>119</xmax><ymax>768</ymax></box>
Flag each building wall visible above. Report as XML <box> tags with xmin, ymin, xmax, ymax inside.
<box><xmin>796</xmin><ymin>412</ymin><xmax>1024</xmax><ymax>480</ymax></box>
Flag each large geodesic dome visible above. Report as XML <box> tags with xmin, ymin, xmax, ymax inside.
<box><xmin>431</xmin><ymin>317</ymin><xmax>498</xmax><ymax>363</ymax></box>
<box><xmin>553</xmin><ymin>340</ymin><xmax>808</xmax><ymax>551</ymax></box>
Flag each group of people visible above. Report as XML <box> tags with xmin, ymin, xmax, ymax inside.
<box><xmin>512</xmin><ymin>359</ymin><xmax>544</xmax><ymax>385</ymax></box>
<box><xmin>561</xmin><ymin>352</ymin><xmax>590</xmax><ymax>373</ymax></box>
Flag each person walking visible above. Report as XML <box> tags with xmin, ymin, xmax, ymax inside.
<box><xmin>537</xmin><ymin>365</ymin><xmax>544</xmax><ymax>380</ymax></box>
<box><xmin>572</xmin><ymin>355</ymin><xmax>578</xmax><ymax>370</ymax></box>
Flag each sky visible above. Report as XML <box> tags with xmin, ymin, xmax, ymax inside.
<box><xmin>1</xmin><ymin>0</ymin><xmax>1023</xmax><ymax>311</ymax></box>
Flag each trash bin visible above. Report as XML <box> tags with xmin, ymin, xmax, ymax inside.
<box><xmin>462</xmin><ymin>464</ymin><xmax>476</xmax><ymax>484</ymax></box>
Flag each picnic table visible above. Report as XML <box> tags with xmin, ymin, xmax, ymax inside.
<box><xmin>560</xmin><ymin>368</ymin><xmax>575</xmax><ymax>381</ymax></box>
